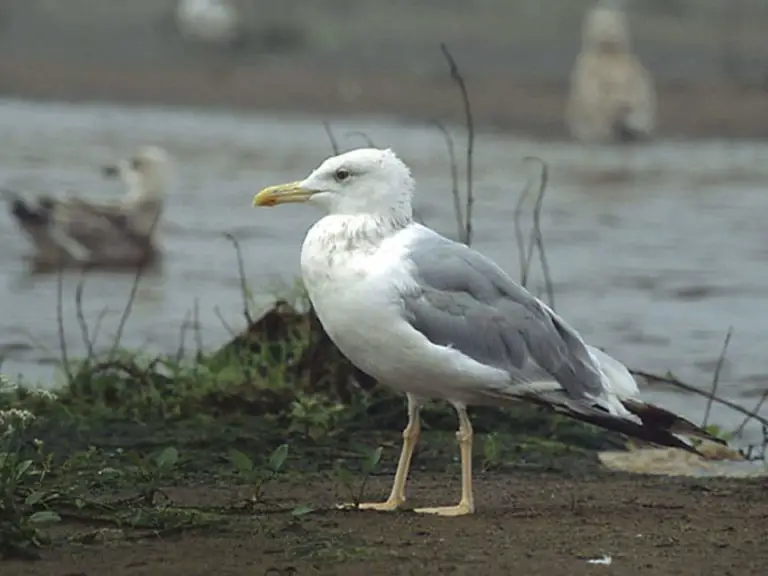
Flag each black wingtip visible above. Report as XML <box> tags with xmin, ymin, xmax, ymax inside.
<box><xmin>621</xmin><ymin>399</ymin><xmax>727</xmax><ymax>446</ymax></box>
<box><xmin>523</xmin><ymin>392</ymin><xmax>706</xmax><ymax>457</ymax></box>
<box><xmin>9</xmin><ymin>197</ymin><xmax>52</xmax><ymax>226</ymax></box>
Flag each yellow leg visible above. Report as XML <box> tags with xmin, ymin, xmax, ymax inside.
<box><xmin>339</xmin><ymin>394</ymin><xmax>421</xmax><ymax>511</ymax></box>
<box><xmin>414</xmin><ymin>404</ymin><xmax>475</xmax><ymax>517</ymax></box>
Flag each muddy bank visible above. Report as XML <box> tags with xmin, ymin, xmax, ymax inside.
<box><xmin>3</xmin><ymin>473</ymin><xmax>767</xmax><ymax>576</ymax></box>
<box><xmin>1</xmin><ymin>59</ymin><xmax>768</xmax><ymax>140</ymax></box>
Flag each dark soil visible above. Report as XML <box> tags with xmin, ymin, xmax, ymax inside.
<box><xmin>3</xmin><ymin>471</ymin><xmax>766</xmax><ymax>576</ymax></box>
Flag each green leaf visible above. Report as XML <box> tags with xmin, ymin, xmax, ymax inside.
<box><xmin>15</xmin><ymin>459</ymin><xmax>33</xmax><ymax>480</ymax></box>
<box><xmin>268</xmin><ymin>444</ymin><xmax>289</xmax><ymax>473</ymax></box>
<box><xmin>362</xmin><ymin>446</ymin><xmax>383</xmax><ymax>475</ymax></box>
<box><xmin>154</xmin><ymin>447</ymin><xmax>179</xmax><ymax>471</ymax></box>
<box><xmin>25</xmin><ymin>491</ymin><xmax>46</xmax><ymax>506</ymax></box>
<box><xmin>29</xmin><ymin>511</ymin><xmax>61</xmax><ymax>524</ymax></box>
<box><xmin>228</xmin><ymin>449</ymin><xmax>253</xmax><ymax>473</ymax></box>
<box><xmin>291</xmin><ymin>505</ymin><xmax>315</xmax><ymax>517</ymax></box>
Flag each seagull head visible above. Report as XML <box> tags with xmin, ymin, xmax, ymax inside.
<box><xmin>252</xmin><ymin>147</ymin><xmax>415</xmax><ymax>220</ymax></box>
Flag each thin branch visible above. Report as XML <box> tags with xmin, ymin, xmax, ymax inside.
<box><xmin>702</xmin><ymin>327</ymin><xmax>733</xmax><ymax>428</ymax></box>
<box><xmin>74</xmin><ymin>273</ymin><xmax>95</xmax><ymax>363</ymax></box>
<box><xmin>430</xmin><ymin>120</ymin><xmax>463</xmax><ymax>241</ymax></box>
<box><xmin>107</xmin><ymin>209</ymin><xmax>161</xmax><ymax>361</ymax></box>
<box><xmin>214</xmin><ymin>306</ymin><xmax>237</xmax><ymax>336</ymax></box>
<box><xmin>175</xmin><ymin>311</ymin><xmax>191</xmax><ymax>364</ymax></box>
<box><xmin>90</xmin><ymin>306</ymin><xmax>110</xmax><ymax>348</ymax></box>
<box><xmin>345</xmin><ymin>131</ymin><xmax>376</xmax><ymax>148</ymax></box>
<box><xmin>523</xmin><ymin>157</ymin><xmax>555</xmax><ymax>310</ymax></box>
<box><xmin>629</xmin><ymin>368</ymin><xmax>768</xmax><ymax>429</ymax></box>
<box><xmin>440</xmin><ymin>43</ymin><xmax>474</xmax><ymax>246</ymax></box>
<box><xmin>55</xmin><ymin>260</ymin><xmax>72</xmax><ymax>384</ymax></box>
<box><xmin>223</xmin><ymin>233</ymin><xmax>253</xmax><ymax>325</ymax></box>
<box><xmin>193</xmin><ymin>298</ymin><xmax>203</xmax><ymax>360</ymax></box>
<box><xmin>733</xmin><ymin>389</ymin><xmax>768</xmax><ymax>438</ymax></box>
<box><xmin>512</xmin><ymin>169</ymin><xmax>535</xmax><ymax>286</ymax></box>
<box><xmin>322</xmin><ymin>121</ymin><xmax>340</xmax><ymax>155</ymax></box>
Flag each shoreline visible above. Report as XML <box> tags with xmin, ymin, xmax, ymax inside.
<box><xmin>1</xmin><ymin>60</ymin><xmax>768</xmax><ymax>140</ymax></box>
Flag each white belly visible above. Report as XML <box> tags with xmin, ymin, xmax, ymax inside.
<box><xmin>299</xmin><ymin>218</ymin><xmax>510</xmax><ymax>404</ymax></box>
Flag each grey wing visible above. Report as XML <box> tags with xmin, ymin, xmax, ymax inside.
<box><xmin>402</xmin><ymin>232</ymin><xmax>607</xmax><ymax>406</ymax></box>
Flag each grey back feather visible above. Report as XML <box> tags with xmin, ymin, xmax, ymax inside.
<box><xmin>402</xmin><ymin>232</ymin><xmax>607</xmax><ymax>405</ymax></box>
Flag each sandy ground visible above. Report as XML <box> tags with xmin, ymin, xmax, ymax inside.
<box><xmin>3</xmin><ymin>472</ymin><xmax>767</xmax><ymax>575</ymax></box>
<box><xmin>2</xmin><ymin>59</ymin><xmax>768</xmax><ymax>140</ymax></box>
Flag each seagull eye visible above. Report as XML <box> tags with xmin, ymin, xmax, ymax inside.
<box><xmin>334</xmin><ymin>168</ymin><xmax>350</xmax><ymax>182</ymax></box>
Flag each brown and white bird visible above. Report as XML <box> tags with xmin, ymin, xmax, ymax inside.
<box><xmin>5</xmin><ymin>145</ymin><xmax>170</xmax><ymax>269</ymax></box>
<box><xmin>566</xmin><ymin>0</ymin><xmax>656</xmax><ymax>143</ymax></box>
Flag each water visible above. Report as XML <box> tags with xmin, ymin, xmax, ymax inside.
<box><xmin>0</xmin><ymin>97</ymin><xmax>766</xmax><ymax>445</ymax></box>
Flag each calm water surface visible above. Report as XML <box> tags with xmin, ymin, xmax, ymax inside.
<box><xmin>0</xmin><ymin>98</ymin><xmax>767</xmax><ymax>444</ymax></box>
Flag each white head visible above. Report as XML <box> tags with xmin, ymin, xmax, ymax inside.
<box><xmin>102</xmin><ymin>145</ymin><xmax>171</xmax><ymax>208</ymax></box>
<box><xmin>252</xmin><ymin>148</ymin><xmax>415</xmax><ymax>221</ymax></box>
<box><xmin>583</xmin><ymin>3</ymin><xmax>631</xmax><ymax>54</ymax></box>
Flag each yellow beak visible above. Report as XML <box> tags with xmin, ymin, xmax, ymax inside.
<box><xmin>252</xmin><ymin>181</ymin><xmax>316</xmax><ymax>207</ymax></box>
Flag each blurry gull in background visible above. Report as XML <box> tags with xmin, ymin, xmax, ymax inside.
<box><xmin>251</xmin><ymin>147</ymin><xmax>722</xmax><ymax>516</ymax></box>
<box><xmin>175</xmin><ymin>0</ymin><xmax>241</xmax><ymax>47</ymax></box>
<box><xmin>566</xmin><ymin>0</ymin><xmax>656</xmax><ymax>144</ymax></box>
<box><xmin>3</xmin><ymin>145</ymin><xmax>171</xmax><ymax>270</ymax></box>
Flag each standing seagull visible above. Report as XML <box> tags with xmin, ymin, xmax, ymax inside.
<box><xmin>252</xmin><ymin>148</ymin><xmax>720</xmax><ymax>516</ymax></box>
<box><xmin>566</xmin><ymin>0</ymin><xmax>656</xmax><ymax>143</ymax></box>
<box><xmin>5</xmin><ymin>146</ymin><xmax>170</xmax><ymax>269</ymax></box>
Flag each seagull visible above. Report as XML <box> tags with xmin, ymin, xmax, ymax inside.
<box><xmin>175</xmin><ymin>0</ymin><xmax>240</xmax><ymax>46</ymax></box>
<box><xmin>252</xmin><ymin>148</ymin><xmax>721</xmax><ymax>516</ymax></box>
<box><xmin>566</xmin><ymin>0</ymin><xmax>656</xmax><ymax>143</ymax></box>
<box><xmin>5</xmin><ymin>145</ymin><xmax>170</xmax><ymax>269</ymax></box>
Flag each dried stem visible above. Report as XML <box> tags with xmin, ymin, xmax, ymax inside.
<box><xmin>193</xmin><ymin>298</ymin><xmax>203</xmax><ymax>359</ymax></box>
<box><xmin>106</xmin><ymin>259</ymin><xmax>150</xmax><ymax>362</ymax></box>
<box><xmin>223</xmin><ymin>233</ymin><xmax>253</xmax><ymax>325</ymax></box>
<box><xmin>630</xmin><ymin>368</ymin><xmax>768</xmax><ymax>429</ymax></box>
<box><xmin>440</xmin><ymin>43</ymin><xmax>474</xmax><ymax>246</ymax></box>
<box><xmin>523</xmin><ymin>157</ymin><xmax>555</xmax><ymax>310</ymax></box>
<box><xmin>55</xmin><ymin>260</ymin><xmax>72</xmax><ymax>384</ymax></box>
<box><xmin>733</xmin><ymin>389</ymin><xmax>768</xmax><ymax>438</ymax></box>
<box><xmin>322</xmin><ymin>121</ymin><xmax>340</xmax><ymax>155</ymax></box>
<box><xmin>214</xmin><ymin>306</ymin><xmax>237</xmax><ymax>336</ymax></box>
<box><xmin>430</xmin><ymin>120</ymin><xmax>463</xmax><ymax>241</ymax></box>
<box><xmin>74</xmin><ymin>273</ymin><xmax>95</xmax><ymax>363</ymax></box>
<box><xmin>702</xmin><ymin>327</ymin><xmax>733</xmax><ymax>428</ymax></box>
<box><xmin>345</xmin><ymin>131</ymin><xmax>376</xmax><ymax>148</ymax></box>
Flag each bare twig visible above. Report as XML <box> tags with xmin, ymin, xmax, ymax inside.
<box><xmin>322</xmin><ymin>121</ymin><xmax>340</xmax><ymax>155</ymax></box>
<box><xmin>106</xmin><ymin>209</ymin><xmax>161</xmax><ymax>361</ymax></box>
<box><xmin>175</xmin><ymin>311</ymin><xmax>191</xmax><ymax>364</ymax></box>
<box><xmin>630</xmin><ymin>368</ymin><xmax>768</xmax><ymax>429</ymax></box>
<box><xmin>193</xmin><ymin>298</ymin><xmax>203</xmax><ymax>359</ymax></box>
<box><xmin>440</xmin><ymin>43</ymin><xmax>474</xmax><ymax>246</ymax></box>
<box><xmin>90</xmin><ymin>306</ymin><xmax>110</xmax><ymax>347</ymax></box>
<box><xmin>523</xmin><ymin>157</ymin><xmax>555</xmax><ymax>310</ymax></box>
<box><xmin>733</xmin><ymin>389</ymin><xmax>768</xmax><ymax>438</ymax></box>
<box><xmin>74</xmin><ymin>273</ymin><xmax>96</xmax><ymax>363</ymax></box>
<box><xmin>345</xmin><ymin>131</ymin><xmax>376</xmax><ymax>148</ymax></box>
<box><xmin>223</xmin><ymin>233</ymin><xmax>253</xmax><ymax>325</ymax></box>
<box><xmin>430</xmin><ymin>120</ymin><xmax>463</xmax><ymax>241</ymax></box>
<box><xmin>512</xmin><ymin>170</ymin><xmax>535</xmax><ymax>286</ymax></box>
<box><xmin>702</xmin><ymin>327</ymin><xmax>733</xmax><ymax>428</ymax></box>
<box><xmin>106</xmin><ymin>260</ymin><xmax>149</xmax><ymax>362</ymax></box>
<box><xmin>214</xmin><ymin>306</ymin><xmax>237</xmax><ymax>336</ymax></box>
<box><xmin>55</xmin><ymin>261</ymin><xmax>72</xmax><ymax>384</ymax></box>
